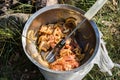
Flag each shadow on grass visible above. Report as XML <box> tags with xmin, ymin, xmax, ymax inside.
<box><xmin>0</xmin><ymin>14</ymin><xmax>45</xmax><ymax>80</ymax></box>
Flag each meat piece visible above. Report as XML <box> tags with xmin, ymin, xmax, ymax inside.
<box><xmin>65</xmin><ymin>17</ymin><xmax>76</xmax><ymax>28</ymax></box>
<box><xmin>50</xmin><ymin>64</ymin><xmax>63</xmax><ymax>71</ymax></box>
<box><xmin>39</xmin><ymin>41</ymin><xmax>50</xmax><ymax>52</ymax></box>
<box><xmin>60</xmin><ymin>49</ymin><xmax>72</xmax><ymax>57</ymax></box>
<box><xmin>36</xmin><ymin>18</ymin><xmax>84</xmax><ymax>71</ymax></box>
<box><xmin>50</xmin><ymin>54</ymin><xmax>79</xmax><ymax>71</ymax></box>
<box><xmin>48</xmin><ymin>35</ymin><xmax>56</xmax><ymax>48</ymax></box>
<box><xmin>46</xmin><ymin>25</ymin><xmax>54</xmax><ymax>34</ymax></box>
<box><xmin>39</xmin><ymin>25</ymin><xmax>48</xmax><ymax>34</ymax></box>
<box><xmin>53</xmin><ymin>28</ymin><xmax>61</xmax><ymax>37</ymax></box>
<box><xmin>63</xmin><ymin>24</ymin><xmax>70</xmax><ymax>33</ymax></box>
<box><xmin>38</xmin><ymin>35</ymin><xmax>48</xmax><ymax>44</ymax></box>
<box><xmin>27</xmin><ymin>30</ymin><xmax>37</xmax><ymax>43</ymax></box>
<box><xmin>53</xmin><ymin>26</ymin><xmax>64</xmax><ymax>39</ymax></box>
<box><xmin>64</xmin><ymin>38</ymin><xmax>72</xmax><ymax>49</ymax></box>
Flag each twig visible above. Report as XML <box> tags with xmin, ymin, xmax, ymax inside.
<box><xmin>114</xmin><ymin>63</ymin><xmax>120</xmax><ymax>68</ymax></box>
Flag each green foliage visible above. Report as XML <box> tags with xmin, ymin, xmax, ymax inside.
<box><xmin>0</xmin><ymin>16</ymin><xmax>44</xmax><ymax>80</ymax></box>
<box><xmin>74</xmin><ymin>0</ymin><xmax>96</xmax><ymax>11</ymax></box>
<box><xmin>11</xmin><ymin>2</ymin><xmax>33</xmax><ymax>13</ymax></box>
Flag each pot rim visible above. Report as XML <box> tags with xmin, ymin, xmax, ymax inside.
<box><xmin>22</xmin><ymin>4</ymin><xmax>100</xmax><ymax>74</ymax></box>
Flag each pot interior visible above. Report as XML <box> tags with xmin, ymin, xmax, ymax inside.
<box><xmin>23</xmin><ymin>4</ymin><xmax>99</xmax><ymax>71</ymax></box>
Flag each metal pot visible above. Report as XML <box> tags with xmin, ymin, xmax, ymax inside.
<box><xmin>22</xmin><ymin>4</ymin><xmax>100</xmax><ymax>80</ymax></box>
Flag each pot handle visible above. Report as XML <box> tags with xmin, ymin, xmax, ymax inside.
<box><xmin>84</xmin><ymin>0</ymin><xmax>107</xmax><ymax>20</ymax></box>
<box><xmin>93</xmin><ymin>31</ymin><xmax>114</xmax><ymax>76</ymax></box>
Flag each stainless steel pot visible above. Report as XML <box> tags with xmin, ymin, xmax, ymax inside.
<box><xmin>22</xmin><ymin>4</ymin><xmax>100</xmax><ymax>80</ymax></box>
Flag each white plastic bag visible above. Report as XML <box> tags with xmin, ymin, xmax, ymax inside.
<box><xmin>93</xmin><ymin>30</ymin><xmax>114</xmax><ymax>76</ymax></box>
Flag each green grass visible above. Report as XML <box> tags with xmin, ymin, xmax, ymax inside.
<box><xmin>0</xmin><ymin>0</ymin><xmax>120</xmax><ymax>80</ymax></box>
<box><xmin>74</xmin><ymin>0</ymin><xmax>120</xmax><ymax>80</ymax></box>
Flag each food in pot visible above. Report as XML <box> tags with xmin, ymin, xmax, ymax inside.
<box><xmin>37</xmin><ymin>17</ymin><xmax>85</xmax><ymax>71</ymax></box>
